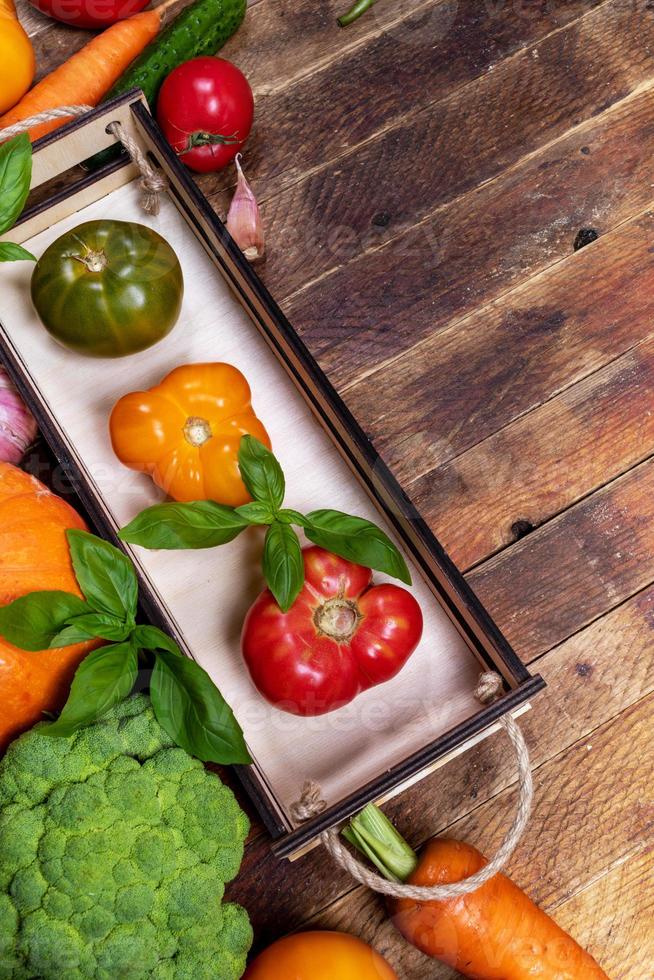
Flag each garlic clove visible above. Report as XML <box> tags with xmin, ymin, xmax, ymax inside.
<box><xmin>226</xmin><ymin>154</ymin><xmax>265</xmax><ymax>263</ymax></box>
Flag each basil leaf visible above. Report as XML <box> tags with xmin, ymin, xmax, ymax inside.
<box><xmin>263</xmin><ymin>522</ymin><xmax>304</xmax><ymax>612</ymax></box>
<box><xmin>49</xmin><ymin>624</ymin><xmax>96</xmax><ymax>647</ymax></box>
<box><xmin>277</xmin><ymin>508</ymin><xmax>307</xmax><ymax>526</ymax></box>
<box><xmin>43</xmin><ymin>642</ymin><xmax>138</xmax><ymax>737</ymax></box>
<box><xmin>238</xmin><ymin>436</ymin><xmax>285</xmax><ymax>511</ymax></box>
<box><xmin>0</xmin><ymin>591</ymin><xmax>88</xmax><ymax>651</ymax></box>
<box><xmin>151</xmin><ymin>648</ymin><xmax>251</xmax><ymax>765</ymax></box>
<box><xmin>52</xmin><ymin>612</ymin><xmax>132</xmax><ymax>645</ymax></box>
<box><xmin>304</xmin><ymin>509</ymin><xmax>412</xmax><ymax>585</ymax></box>
<box><xmin>0</xmin><ymin>134</ymin><xmax>32</xmax><ymax>236</ymax></box>
<box><xmin>132</xmin><ymin>624</ymin><xmax>180</xmax><ymax>656</ymax></box>
<box><xmin>120</xmin><ymin>501</ymin><xmax>249</xmax><ymax>549</ymax></box>
<box><xmin>0</xmin><ymin>242</ymin><xmax>36</xmax><ymax>263</ymax></box>
<box><xmin>66</xmin><ymin>529</ymin><xmax>138</xmax><ymax>620</ymax></box>
<box><xmin>235</xmin><ymin>501</ymin><xmax>274</xmax><ymax>525</ymax></box>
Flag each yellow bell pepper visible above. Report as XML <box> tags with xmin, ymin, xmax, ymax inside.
<box><xmin>0</xmin><ymin>0</ymin><xmax>35</xmax><ymax>116</ymax></box>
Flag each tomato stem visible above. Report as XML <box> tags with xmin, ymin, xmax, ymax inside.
<box><xmin>314</xmin><ymin>597</ymin><xmax>360</xmax><ymax>641</ymax></box>
<box><xmin>183</xmin><ymin>416</ymin><xmax>212</xmax><ymax>447</ymax></box>
<box><xmin>343</xmin><ymin>805</ymin><xmax>418</xmax><ymax>882</ymax></box>
<box><xmin>73</xmin><ymin>250</ymin><xmax>107</xmax><ymax>273</ymax></box>
<box><xmin>337</xmin><ymin>0</ymin><xmax>377</xmax><ymax>27</ymax></box>
<box><xmin>180</xmin><ymin>130</ymin><xmax>243</xmax><ymax>155</ymax></box>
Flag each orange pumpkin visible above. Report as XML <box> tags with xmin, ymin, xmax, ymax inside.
<box><xmin>0</xmin><ymin>463</ymin><xmax>99</xmax><ymax>751</ymax></box>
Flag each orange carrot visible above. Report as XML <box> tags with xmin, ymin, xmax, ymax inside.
<box><xmin>345</xmin><ymin>808</ymin><xmax>610</xmax><ymax>980</ymax></box>
<box><xmin>0</xmin><ymin>4</ymin><xmax>166</xmax><ymax>142</ymax></box>
<box><xmin>390</xmin><ymin>839</ymin><xmax>610</xmax><ymax>979</ymax></box>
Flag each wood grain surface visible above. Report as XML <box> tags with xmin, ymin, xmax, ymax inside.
<box><xmin>19</xmin><ymin>0</ymin><xmax>653</xmax><ymax>975</ymax></box>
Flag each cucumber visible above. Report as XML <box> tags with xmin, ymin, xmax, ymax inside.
<box><xmin>87</xmin><ymin>0</ymin><xmax>246</xmax><ymax>170</ymax></box>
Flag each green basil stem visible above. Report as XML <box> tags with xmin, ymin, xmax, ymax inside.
<box><xmin>338</xmin><ymin>0</ymin><xmax>377</xmax><ymax>27</ymax></box>
<box><xmin>343</xmin><ymin>804</ymin><xmax>418</xmax><ymax>882</ymax></box>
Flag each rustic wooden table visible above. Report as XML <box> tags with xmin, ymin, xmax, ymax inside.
<box><xmin>24</xmin><ymin>0</ymin><xmax>654</xmax><ymax>976</ymax></box>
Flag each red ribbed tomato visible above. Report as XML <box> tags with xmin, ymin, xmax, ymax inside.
<box><xmin>241</xmin><ymin>546</ymin><xmax>423</xmax><ymax>716</ymax></box>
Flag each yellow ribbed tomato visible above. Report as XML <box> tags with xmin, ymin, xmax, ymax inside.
<box><xmin>0</xmin><ymin>0</ymin><xmax>35</xmax><ymax>115</ymax></box>
<box><xmin>110</xmin><ymin>363</ymin><xmax>270</xmax><ymax>506</ymax></box>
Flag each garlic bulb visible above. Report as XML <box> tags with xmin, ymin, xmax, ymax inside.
<box><xmin>226</xmin><ymin>154</ymin><xmax>265</xmax><ymax>262</ymax></box>
<box><xmin>0</xmin><ymin>367</ymin><xmax>37</xmax><ymax>463</ymax></box>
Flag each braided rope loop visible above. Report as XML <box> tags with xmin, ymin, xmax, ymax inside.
<box><xmin>294</xmin><ymin>671</ymin><xmax>533</xmax><ymax>900</ymax></box>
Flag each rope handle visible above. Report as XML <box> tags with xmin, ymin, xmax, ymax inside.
<box><xmin>292</xmin><ymin>671</ymin><xmax>534</xmax><ymax>901</ymax></box>
<box><xmin>0</xmin><ymin>106</ymin><xmax>168</xmax><ymax>216</ymax></box>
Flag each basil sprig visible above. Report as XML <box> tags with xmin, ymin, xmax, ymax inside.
<box><xmin>0</xmin><ymin>134</ymin><xmax>36</xmax><ymax>263</ymax></box>
<box><xmin>0</xmin><ymin>530</ymin><xmax>250</xmax><ymax>765</ymax></box>
<box><xmin>120</xmin><ymin>436</ymin><xmax>411</xmax><ymax>612</ymax></box>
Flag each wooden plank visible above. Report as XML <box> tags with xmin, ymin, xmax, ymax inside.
<box><xmin>16</xmin><ymin>0</ymin><xmax>51</xmax><ymax>36</ymax></box>
<box><xmin>300</xmin><ymin>692</ymin><xmax>653</xmax><ymax>978</ymax></box>
<box><xmin>410</xmin><ymin>336</ymin><xmax>654</xmax><ymax>570</ymax></box>
<box><xmin>23</xmin><ymin>0</ymin><xmax>448</xmax><ymax>92</ymax></box>
<box><xmin>467</xmin><ymin>459</ymin><xmax>654</xmax><ymax>662</ymax></box>
<box><xmin>221</xmin><ymin>0</ymin><xmax>445</xmax><ymax>93</ymax></box>
<box><xmin>281</xmin><ymin>80</ymin><xmax>654</xmax><ymax>385</ymax></box>
<box><xmin>23</xmin><ymin>0</ymin><xmax>629</xmax><ymax>298</ymax></box>
<box><xmin>339</xmin><ymin>209</ymin><xmax>654</xmax><ymax>486</ymax></box>
<box><xmin>226</xmin><ymin>584</ymin><xmax>654</xmax><ymax>949</ymax></box>
<box><xmin>552</xmin><ymin>848</ymin><xmax>654</xmax><ymax>980</ymax></box>
<box><xmin>205</xmin><ymin>0</ymin><xmax>604</xmax><ymax>201</ymax></box>
<box><xmin>238</xmin><ymin>0</ymin><xmax>654</xmax><ymax>318</ymax></box>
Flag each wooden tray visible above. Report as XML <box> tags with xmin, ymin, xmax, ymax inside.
<box><xmin>0</xmin><ymin>92</ymin><xmax>545</xmax><ymax>859</ymax></box>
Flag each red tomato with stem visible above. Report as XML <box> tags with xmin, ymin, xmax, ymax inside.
<box><xmin>28</xmin><ymin>0</ymin><xmax>148</xmax><ymax>29</ymax></box>
<box><xmin>157</xmin><ymin>56</ymin><xmax>254</xmax><ymax>174</ymax></box>
<box><xmin>241</xmin><ymin>547</ymin><xmax>423</xmax><ymax>716</ymax></box>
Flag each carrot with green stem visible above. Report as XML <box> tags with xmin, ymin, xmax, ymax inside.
<box><xmin>344</xmin><ymin>805</ymin><xmax>610</xmax><ymax>979</ymax></box>
<box><xmin>0</xmin><ymin>0</ymin><xmax>176</xmax><ymax>142</ymax></box>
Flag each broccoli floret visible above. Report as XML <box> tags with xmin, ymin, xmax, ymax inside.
<box><xmin>0</xmin><ymin>805</ymin><xmax>45</xmax><ymax>884</ymax></box>
<box><xmin>175</xmin><ymin>905</ymin><xmax>252</xmax><ymax>980</ymax></box>
<box><xmin>9</xmin><ymin>864</ymin><xmax>48</xmax><ymax>916</ymax></box>
<box><xmin>0</xmin><ymin>695</ymin><xmax>252</xmax><ymax>978</ymax></box>
<box><xmin>41</xmin><ymin>888</ymin><xmax>73</xmax><ymax>922</ymax></box>
<box><xmin>0</xmin><ymin>893</ymin><xmax>19</xmax><ymax>978</ymax></box>
<box><xmin>18</xmin><ymin>912</ymin><xmax>85</xmax><ymax>975</ymax></box>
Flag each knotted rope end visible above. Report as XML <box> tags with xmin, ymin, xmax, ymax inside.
<box><xmin>105</xmin><ymin>120</ymin><xmax>168</xmax><ymax>216</ymax></box>
<box><xmin>475</xmin><ymin>670</ymin><xmax>505</xmax><ymax>705</ymax></box>
<box><xmin>290</xmin><ymin>780</ymin><xmax>326</xmax><ymax>823</ymax></box>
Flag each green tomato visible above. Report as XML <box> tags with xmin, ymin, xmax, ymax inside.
<box><xmin>31</xmin><ymin>220</ymin><xmax>184</xmax><ymax>358</ymax></box>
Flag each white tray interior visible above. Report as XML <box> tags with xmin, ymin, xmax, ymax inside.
<box><xmin>0</xmin><ymin>181</ymin><xmax>482</xmax><ymax>823</ymax></box>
